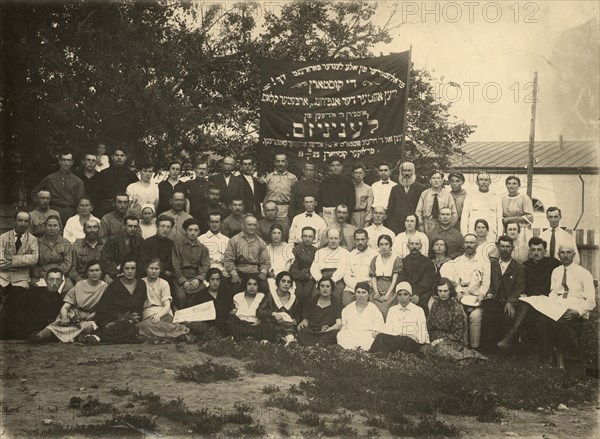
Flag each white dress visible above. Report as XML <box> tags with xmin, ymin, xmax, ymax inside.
<box><xmin>126</xmin><ymin>182</ymin><xmax>159</xmax><ymax>218</ymax></box>
<box><xmin>337</xmin><ymin>302</ymin><xmax>384</xmax><ymax>351</ymax></box>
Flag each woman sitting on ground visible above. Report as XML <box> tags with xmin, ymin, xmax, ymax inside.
<box><xmin>427</xmin><ymin>277</ymin><xmax>467</xmax><ymax>344</ymax></box>
<box><xmin>186</xmin><ymin>268</ymin><xmax>234</xmax><ymax>340</ymax></box>
<box><xmin>93</xmin><ymin>259</ymin><xmax>146</xmax><ymax>343</ymax></box>
<box><xmin>137</xmin><ymin>258</ymin><xmax>191</xmax><ymax>340</ymax></box>
<box><xmin>337</xmin><ymin>282</ymin><xmax>384</xmax><ymax>351</ymax></box>
<box><xmin>369</xmin><ymin>234</ymin><xmax>402</xmax><ymax>318</ymax></box>
<box><xmin>256</xmin><ymin>271</ymin><xmax>301</xmax><ymax>345</ymax></box>
<box><xmin>225</xmin><ymin>274</ymin><xmax>266</xmax><ymax>341</ymax></box>
<box><xmin>297</xmin><ymin>277</ymin><xmax>342</xmax><ymax>347</ymax></box>
<box><xmin>31</xmin><ymin>260</ymin><xmax>108</xmax><ymax>344</ymax></box>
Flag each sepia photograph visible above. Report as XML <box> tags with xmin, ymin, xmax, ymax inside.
<box><xmin>0</xmin><ymin>1</ymin><xmax>598</xmax><ymax>437</ymax></box>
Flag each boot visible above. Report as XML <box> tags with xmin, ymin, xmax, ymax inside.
<box><xmin>497</xmin><ymin>303</ymin><xmax>530</xmax><ymax>351</ymax></box>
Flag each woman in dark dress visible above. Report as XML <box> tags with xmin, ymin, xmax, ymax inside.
<box><xmin>427</xmin><ymin>277</ymin><xmax>467</xmax><ymax>344</ymax></box>
<box><xmin>256</xmin><ymin>271</ymin><xmax>302</xmax><ymax>345</ymax></box>
<box><xmin>94</xmin><ymin>259</ymin><xmax>147</xmax><ymax>343</ymax></box>
<box><xmin>297</xmin><ymin>278</ymin><xmax>342</xmax><ymax>347</ymax></box>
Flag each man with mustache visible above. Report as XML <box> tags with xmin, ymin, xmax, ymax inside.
<box><xmin>385</xmin><ymin>162</ymin><xmax>426</xmax><ymax>234</ymax></box>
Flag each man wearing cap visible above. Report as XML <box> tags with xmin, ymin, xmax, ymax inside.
<box><xmin>480</xmin><ymin>235</ymin><xmax>526</xmax><ymax>352</ymax></box>
<box><xmin>440</xmin><ymin>233</ymin><xmax>489</xmax><ymax>349</ymax></box>
<box><xmin>541</xmin><ymin>243</ymin><xmax>595</xmax><ymax>367</ymax></box>
<box><xmin>371</xmin><ymin>282</ymin><xmax>430</xmax><ymax>353</ymax></box>
<box><xmin>448</xmin><ymin>172</ymin><xmax>467</xmax><ymax>231</ymax></box>
<box><xmin>399</xmin><ymin>235</ymin><xmax>437</xmax><ymax>314</ymax></box>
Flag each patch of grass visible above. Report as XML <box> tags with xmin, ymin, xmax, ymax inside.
<box><xmin>265</xmin><ymin>394</ymin><xmax>304</xmax><ymax>412</ymax></box>
<box><xmin>223</xmin><ymin>403</ymin><xmax>254</xmax><ymax>425</ymax></box>
<box><xmin>80</xmin><ymin>397</ymin><xmax>115</xmax><ymax>417</ymax></box>
<box><xmin>261</xmin><ymin>384</ymin><xmax>280</xmax><ymax>394</ymax></box>
<box><xmin>175</xmin><ymin>359</ymin><xmax>239</xmax><ymax>383</ymax></box>
<box><xmin>363</xmin><ymin>414</ymin><xmax>385</xmax><ymax>428</ymax></box>
<box><xmin>77</xmin><ymin>351</ymin><xmax>135</xmax><ymax>365</ymax></box>
<box><xmin>296</xmin><ymin>411</ymin><xmax>324</xmax><ymax>427</ymax></box>
<box><xmin>387</xmin><ymin>414</ymin><xmax>459</xmax><ymax>437</ymax></box>
<box><xmin>227</xmin><ymin>422</ymin><xmax>266</xmax><ymax>436</ymax></box>
<box><xmin>110</xmin><ymin>386</ymin><xmax>132</xmax><ymax>397</ymax></box>
<box><xmin>288</xmin><ymin>384</ymin><xmax>302</xmax><ymax>395</ymax></box>
<box><xmin>31</xmin><ymin>412</ymin><xmax>157</xmax><ymax>437</ymax></box>
<box><xmin>366</xmin><ymin>426</ymin><xmax>380</xmax><ymax>437</ymax></box>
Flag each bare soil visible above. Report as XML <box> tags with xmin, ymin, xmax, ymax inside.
<box><xmin>1</xmin><ymin>341</ymin><xmax>598</xmax><ymax>438</ymax></box>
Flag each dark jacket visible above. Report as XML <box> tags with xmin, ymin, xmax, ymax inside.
<box><xmin>240</xmin><ymin>175</ymin><xmax>266</xmax><ymax>219</ymax></box>
<box><xmin>100</xmin><ymin>232</ymin><xmax>143</xmax><ymax>277</ymax></box>
<box><xmin>208</xmin><ymin>173</ymin><xmax>244</xmax><ymax>207</ymax></box>
<box><xmin>385</xmin><ymin>182</ymin><xmax>426</xmax><ymax>234</ymax></box>
<box><xmin>488</xmin><ymin>259</ymin><xmax>526</xmax><ymax>304</ymax></box>
<box><xmin>399</xmin><ymin>253</ymin><xmax>438</xmax><ymax>307</ymax></box>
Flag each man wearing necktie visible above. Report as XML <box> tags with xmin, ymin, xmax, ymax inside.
<box><xmin>1</xmin><ymin>211</ymin><xmax>40</xmax><ymax>339</ymax></box>
<box><xmin>542</xmin><ymin>243</ymin><xmax>596</xmax><ymax>368</ymax></box>
<box><xmin>100</xmin><ymin>215</ymin><xmax>144</xmax><ymax>283</ymax></box>
<box><xmin>288</xmin><ymin>195</ymin><xmax>327</xmax><ymax>246</ymax></box>
<box><xmin>540</xmin><ymin>207</ymin><xmax>580</xmax><ymax>264</ymax></box>
<box><xmin>415</xmin><ymin>171</ymin><xmax>458</xmax><ymax>236</ymax></box>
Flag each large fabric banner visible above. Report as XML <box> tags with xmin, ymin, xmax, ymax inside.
<box><xmin>259</xmin><ymin>52</ymin><xmax>410</xmax><ymax>165</ymax></box>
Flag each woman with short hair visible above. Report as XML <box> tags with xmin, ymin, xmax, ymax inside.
<box><xmin>337</xmin><ymin>282</ymin><xmax>384</xmax><ymax>351</ymax></box>
<box><xmin>297</xmin><ymin>277</ymin><xmax>342</xmax><ymax>347</ymax></box>
<box><xmin>257</xmin><ymin>271</ymin><xmax>301</xmax><ymax>345</ymax></box>
<box><xmin>392</xmin><ymin>214</ymin><xmax>429</xmax><ymax>259</ymax></box>
<box><xmin>369</xmin><ymin>234</ymin><xmax>402</xmax><ymax>318</ymax></box>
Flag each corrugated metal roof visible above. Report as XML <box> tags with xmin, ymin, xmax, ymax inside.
<box><xmin>451</xmin><ymin>141</ymin><xmax>599</xmax><ymax>170</ymax></box>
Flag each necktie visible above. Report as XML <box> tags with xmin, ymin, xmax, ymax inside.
<box><xmin>305</xmin><ymin>213</ymin><xmax>313</xmax><ymax>217</ymax></box>
<box><xmin>431</xmin><ymin>194</ymin><xmax>440</xmax><ymax>219</ymax></box>
<box><xmin>549</xmin><ymin>228</ymin><xmax>556</xmax><ymax>258</ymax></box>
<box><xmin>15</xmin><ymin>234</ymin><xmax>22</xmax><ymax>253</ymax></box>
<box><xmin>561</xmin><ymin>267</ymin><xmax>569</xmax><ymax>298</ymax></box>
<box><xmin>339</xmin><ymin>225</ymin><xmax>348</xmax><ymax>248</ymax></box>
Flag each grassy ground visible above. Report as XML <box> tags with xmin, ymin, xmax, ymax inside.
<box><xmin>0</xmin><ymin>339</ymin><xmax>598</xmax><ymax>438</ymax></box>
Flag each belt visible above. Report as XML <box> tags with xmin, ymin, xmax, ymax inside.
<box><xmin>50</xmin><ymin>203</ymin><xmax>74</xmax><ymax>209</ymax></box>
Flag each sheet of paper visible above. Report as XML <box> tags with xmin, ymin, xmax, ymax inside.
<box><xmin>519</xmin><ymin>296</ymin><xmax>568</xmax><ymax>321</ymax></box>
<box><xmin>173</xmin><ymin>301</ymin><xmax>216</xmax><ymax>323</ymax></box>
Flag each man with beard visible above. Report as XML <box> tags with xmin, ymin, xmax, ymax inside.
<box><xmin>28</xmin><ymin>189</ymin><xmax>62</xmax><ymax>238</ymax></box>
<box><xmin>97</xmin><ymin>148</ymin><xmax>138</xmax><ymax>217</ymax></box>
<box><xmin>69</xmin><ymin>218</ymin><xmax>104</xmax><ymax>284</ymax></box>
<box><xmin>399</xmin><ymin>235</ymin><xmax>437</xmax><ymax>314</ymax></box>
<box><xmin>342</xmin><ymin>229</ymin><xmax>377</xmax><ymax>306</ymax></box>
<box><xmin>263</xmin><ymin>153</ymin><xmax>297</xmax><ymax>225</ymax></box>
<box><xmin>0</xmin><ymin>211</ymin><xmax>39</xmax><ymax>338</ymax></box>
<box><xmin>317</xmin><ymin>158</ymin><xmax>355</xmax><ymax>226</ymax></box>
<box><xmin>480</xmin><ymin>235</ymin><xmax>526</xmax><ymax>352</ymax></box>
<box><xmin>240</xmin><ymin>156</ymin><xmax>266</xmax><ymax>219</ymax></box>
<box><xmin>385</xmin><ymin>162</ymin><xmax>426</xmax><ymax>234</ymax></box>
<box><xmin>100</xmin><ymin>215</ymin><xmax>144</xmax><ymax>283</ymax></box>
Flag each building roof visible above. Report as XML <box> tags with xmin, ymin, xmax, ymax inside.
<box><xmin>450</xmin><ymin>141</ymin><xmax>599</xmax><ymax>173</ymax></box>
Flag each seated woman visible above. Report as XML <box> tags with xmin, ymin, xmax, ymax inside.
<box><xmin>63</xmin><ymin>197</ymin><xmax>100</xmax><ymax>244</ymax></box>
<box><xmin>369</xmin><ymin>234</ymin><xmax>402</xmax><ymax>319</ymax></box>
<box><xmin>430</xmin><ymin>238</ymin><xmax>452</xmax><ymax>273</ymax></box>
<box><xmin>371</xmin><ymin>282</ymin><xmax>429</xmax><ymax>354</ymax></box>
<box><xmin>137</xmin><ymin>258</ymin><xmax>191</xmax><ymax>340</ymax></box>
<box><xmin>297</xmin><ymin>278</ymin><xmax>342</xmax><ymax>347</ymax></box>
<box><xmin>256</xmin><ymin>271</ymin><xmax>301</xmax><ymax>345</ymax></box>
<box><xmin>139</xmin><ymin>204</ymin><xmax>157</xmax><ymax>239</ymax></box>
<box><xmin>267</xmin><ymin>224</ymin><xmax>295</xmax><ymax>294</ymax></box>
<box><xmin>392</xmin><ymin>214</ymin><xmax>429</xmax><ymax>259</ymax></box>
<box><xmin>225</xmin><ymin>274</ymin><xmax>267</xmax><ymax>341</ymax></box>
<box><xmin>31</xmin><ymin>260</ymin><xmax>108</xmax><ymax>343</ymax></box>
<box><xmin>337</xmin><ymin>282</ymin><xmax>384</xmax><ymax>351</ymax></box>
<box><xmin>32</xmin><ymin>215</ymin><xmax>74</xmax><ymax>292</ymax></box>
<box><xmin>474</xmin><ymin>219</ymin><xmax>498</xmax><ymax>262</ymax></box>
<box><xmin>186</xmin><ymin>268</ymin><xmax>234</xmax><ymax>340</ymax></box>
<box><xmin>505</xmin><ymin>221</ymin><xmax>529</xmax><ymax>263</ymax></box>
<box><xmin>93</xmin><ymin>259</ymin><xmax>146</xmax><ymax>343</ymax></box>
<box><xmin>427</xmin><ymin>278</ymin><xmax>467</xmax><ymax>344</ymax></box>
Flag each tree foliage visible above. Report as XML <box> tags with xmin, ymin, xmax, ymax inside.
<box><xmin>1</xmin><ymin>0</ymin><xmax>474</xmax><ymax>195</ymax></box>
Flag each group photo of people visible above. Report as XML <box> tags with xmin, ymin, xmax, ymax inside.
<box><xmin>1</xmin><ymin>146</ymin><xmax>595</xmax><ymax>371</ymax></box>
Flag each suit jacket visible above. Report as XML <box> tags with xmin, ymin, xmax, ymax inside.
<box><xmin>384</xmin><ymin>182</ymin><xmax>426</xmax><ymax>234</ymax></box>
<box><xmin>100</xmin><ymin>232</ymin><xmax>143</xmax><ymax>277</ymax></box>
<box><xmin>399</xmin><ymin>253</ymin><xmax>438</xmax><ymax>306</ymax></box>
<box><xmin>208</xmin><ymin>173</ymin><xmax>244</xmax><ymax>207</ymax></box>
<box><xmin>240</xmin><ymin>175</ymin><xmax>266</xmax><ymax>218</ymax></box>
<box><xmin>488</xmin><ymin>259</ymin><xmax>526</xmax><ymax>304</ymax></box>
<box><xmin>0</xmin><ymin>230</ymin><xmax>39</xmax><ymax>288</ymax></box>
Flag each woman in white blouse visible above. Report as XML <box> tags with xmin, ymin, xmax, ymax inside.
<box><xmin>126</xmin><ymin>164</ymin><xmax>159</xmax><ymax>218</ymax></box>
<box><xmin>337</xmin><ymin>282</ymin><xmax>384</xmax><ymax>351</ymax></box>
<box><xmin>63</xmin><ymin>196</ymin><xmax>100</xmax><ymax>243</ymax></box>
<box><xmin>474</xmin><ymin>219</ymin><xmax>498</xmax><ymax>262</ymax></box>
<box><xmin>139</xmin><ymin>204</ymin><xmax>157</xmax><ymax>239</ymax></box>
<box><xmin>369</xmin><ymin>234</ymin><xmax>402</xmax><ymax>318</ymax></box>
<box><xmin>392</xmin><ymin>214</ymin><xmax>429</xmax><ymax>259</ymax></box>
<box><xmin>225</xmin><ymin>274</ymin><xmax>266</xmax><ymax>341</ymax></box>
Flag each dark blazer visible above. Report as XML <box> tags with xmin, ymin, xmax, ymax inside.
<box><xmin>399</xmin><ymin>253</ymin><xmax>438</xmax><ymax>308</ymax></box>
<box><xmin>384</xmin><ymin>182</ymin><xmax>427</xmax><ymax>234</ymax></box>
<box><xmin>100</xmin><ymin>232</ymin><xmax>144</xmax><ymax>277</ymax></box>
<box><xmin>208</xmin><ymin>173</ymin><xmax>244</xmax><ymax>207</ymax></box>
<box><xmin>240</xmin><ymin>175</ymin><xmax>266</xmax><ymax>218</ymax></box>
<box><xmin>488</xmin><ymin>259</ymin><xmax>526</xmax><ymax>305</ymax></box>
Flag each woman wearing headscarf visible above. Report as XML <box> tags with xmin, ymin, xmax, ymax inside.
<box><xmin>139</xmin><ymin>204</ymin><xmax>157</xmax><ymax>239</ymax></box>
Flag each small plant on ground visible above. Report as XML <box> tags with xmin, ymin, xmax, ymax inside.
<box><xmin>261</xmin><ymin>384</ymin><xmax>280</xmax><ymax>394</ymax></box>
<box><xmin>175</xmin><ymin>360</ymin><xmax>240</xmax><ymax>384</ymax></box>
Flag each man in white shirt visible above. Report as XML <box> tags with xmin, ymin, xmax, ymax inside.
<box><xmin>198</xmin><ymin>212</ymin><xmax>230</xmax><ymax>275</ymax></box>
<box><xmin>364</xmin><ymin>206</ymin><xmax>395</xmax><ymax>250</ymax></box>
<box><xmin>460</xmin><ymin>172</ymin><xmax>503</xmax><ymax>241</ymax></box>
<box><xmin>542</xmin><ymin>243</ymin><xmax>595</xmax><ymax>366</ymax></box>
<box><xmin>371</xmin><ymin>161</ymin><xmax>397</xmax><ymax>210</ymax></box>
<box><xmin>342</xmin><ymin>230</ymin><xmax>378</xmax><ymax>306</ymax></box>
<box><xmin>371</xmin><ymin>282</ymin><xmax>429</xmax><ymax>353</ymax></box>
<box><xmin>539</xmin><ymin>206</ymin><xmax>580</xmax><ymax>264</ymax></box>
<box><xmin>440</xmin><ymin>234</ymin><xmax>490</xmax><ymax>349</ymax></box>
<box><xmin>310</xmin><ymin>228</ymin><xmax>349</xmax><ymax>301</ymax></box>
<box><xmin>288</xmin><ymin>195</ymin><xmax>327</xmax><ymax>246</ymax></box>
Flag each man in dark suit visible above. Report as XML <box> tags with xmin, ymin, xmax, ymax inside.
<box><xmin>208</xmin><ymin>156</ymin><xmax>243</xmax><ymax>207</ymax></box>
<box><xmin>399</xmin><ymin>235</ymin><xmax>438</xmax><ymax>314</ymax></box>
<box><xmin>100</xmin><ymin>215</ymin><xmax>144</xmax><ymax>283</ymax></box>
<box><xmin>481</xmin><ymin>235</ymin><xmax>526</xmax><ymax>352</ymax></box>
<box><xmin>385</xmin><ymin>162</ymin><xmax>426</xmax><ymax>234</ymax></box>
<box><xmin>240</xmin><ymin>156</ymin><xmax>266</xmax><ymax>219</ymax></box>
